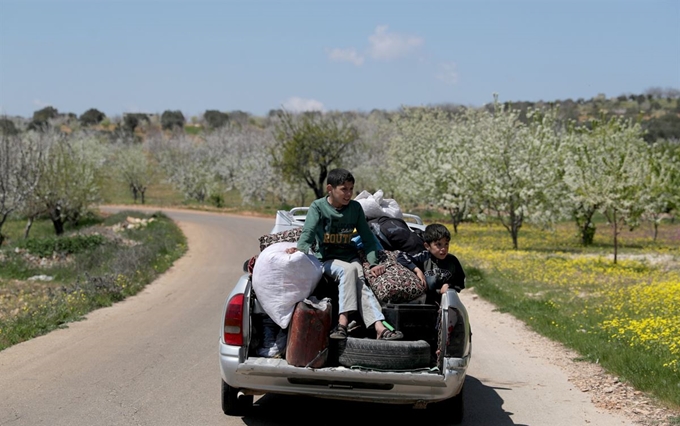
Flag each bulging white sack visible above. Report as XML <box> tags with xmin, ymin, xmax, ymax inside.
<box><xmin>251</xmin><ymin>242</ymin><xmax>323</xmax><ymax>329</ymax></box>
<box><xmin>354</xmin><ymin>189</ymin><xmax>403</xmax><ymax>219</ymax></box>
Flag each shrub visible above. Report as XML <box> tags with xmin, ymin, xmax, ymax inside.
<box><xmin>0</xmin><ymin>118</ymin><xmax>18</xmax><ymax>135</ymax></box>
<box><xmin>203</xmin><ymin>110</ymin><xmax>229</xmax><ymax>129</ymax></box>
<box><xmin>161</xmin><ymin>110</ymin><xmax>185</xmax><ymax>131</ymax></box>
<box><xmin>209</xmin><ymin>193</ymin><xmax>225</xmax><ymax>208</ymax></box>
<box><xmin>18</xmin><ymin>234</ymin><xmax>106</xmax><ymax>258</ymax></box>
<box><xmin>79</xmin><ymin>108</ymin><xmax>106</xmax><ymax>126</ymax></box>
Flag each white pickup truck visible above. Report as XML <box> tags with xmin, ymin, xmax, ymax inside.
<box><xmin>218</xmin><ymin>208</ymin><xmax>472</xmax><ymax>424</ymax></box>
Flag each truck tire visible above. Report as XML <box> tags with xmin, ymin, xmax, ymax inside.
<box><xmin>337</xmin><ymin>337</ymin><xmax>430</xmax><ymax>370</ymax></box>
<box><xmin>427</xmin><ymin>383</ymin><xmax>464</xmax><ymax>425</ymax></box>
<box><xmin>221</xmin><ymin>380</ymin><xmax>253</xmax><ymax>416</ymax></box>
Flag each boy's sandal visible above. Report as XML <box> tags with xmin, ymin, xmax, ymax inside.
<box><xmin>347</xmin><ymin>320</ymin><xmax>361</xmax><ymax>333</ymax></box>
<box><xmin>330</xmin><ymin>324</ymin><xmax>348</xmax><ymax>340</ymax></box>
<box><xmin>378</xmin><ymin>329</ymin><xmax>404</xmax><ymax>341</ymax></box>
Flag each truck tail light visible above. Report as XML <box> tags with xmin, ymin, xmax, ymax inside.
<box><xmin>223</xmin><ymin>293</ymin><xmax>244</xmax><ymax>346</ymax></box>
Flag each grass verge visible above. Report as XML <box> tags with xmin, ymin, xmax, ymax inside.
<box><xmin>453</xmin><ymin>220</ymin><xmax>680</xmax><ymax>409</ymax></box>
<box><xmin>0</xmin><ymin>210</ymin><xmax>186</xmax><ymax>351</ymax></box>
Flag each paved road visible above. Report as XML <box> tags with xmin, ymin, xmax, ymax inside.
<box><xmin>0</xmin><ymin>207</ymin><xmax>632</xmax><ymax>426</ymax></box>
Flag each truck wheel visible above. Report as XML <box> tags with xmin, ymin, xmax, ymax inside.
<box><xmin>428</xmin><ymin>383</ymin><xmax>464</xmax><ymax>425</ymax></box>
<box><xmin>337</xmin><ymin>337</ymin><xmax>430</xmax><ymax>370</ymax></box>
<box><xmin>221</xmin><ymin>380</ymin><xmax>253</xmax><ymax>416</ymax></box>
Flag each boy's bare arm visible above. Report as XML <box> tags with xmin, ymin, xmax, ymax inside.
<box><xmin>412</xmin><ymin>267</ymin><xmax>427</xmax><ymax>288</ymax></box>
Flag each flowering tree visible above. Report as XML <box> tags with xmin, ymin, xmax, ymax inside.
<box><xmin>155</xmin><ymin>134</ymin><xmax>219</xmax><ymax>203</ymax></box>
<box><xmin>206</xmin><ymin>125</ymin><xmax>278</xmax><ymax>205</ymax></box>
<box><xmin>469</xmin><ymin>101</ymin><xmax>563</xmax><ymax>249</ymax></box>
<box><xmin>597</xmin><ymin>119</ymin><xmax>649</xmax><ymax>263</ymax></box>
<box><xmin>641</xmin><ymin>141</ymin><xmax>680</xmax><ymax>241</ymax></box>
<box><xmin>386</xmin><ymin>107</ymin><xmax>476</xmax><ymax>233</ymax></box>
<box><xmin>560</xmin><ymin>124</ymin><xmax>608</xmax><ymax>245</ymax></box>
<box><xmin>562</xmin><ymin>116</ymin><xmax>649</xmax><ymax>261</ymax></box>
<box><xmin>344</xmin><ymin>112</ymin><xmax>395</xmax><ymax>195</ymax></box>
<box><xmin>113</xmin><ymin>141</ymin><xmax>156</xmax><ymax>204</ymax></box>
<box><xmin>29</xmin><ymin>131</ymin><xmax>104</xmax><ymax>235</ymax></box>
<box><xmin>0</xmin><ymin>132</ymin><xmax>45</xmax><ymax>244</ymax></box>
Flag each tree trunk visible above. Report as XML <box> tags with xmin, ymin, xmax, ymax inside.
<box><xmin>131</xmin><ymin>184</ymin><xmax>138</xmax><ymax>203</ymax></box>
<box><xmin>49</xmin><ymin>206</ymin><xmax>65</xmax><ymax>235</ymax></box>
<box><xmin>613</xmin><ymin>210</ymin><xmax>618</xmax><ymax>264</ymax></box>
<box><xmin>0</xmin><ymin>212</ymin><xmax>8</xmax><ymax>246</ymax></box>
<box><xmin>574</xmin><ymin>207</ymin><xmax>597</xmax><ymax>246</ymax></box>
<box><xmin>448</xmin><ymin>207</ymin><xmax>461</xmax><ymax>234</ymax></box>
<box><xmin>313</xmin><ymin>186</ymin><xmax>324</xmax><ymax>199</ymax></box>
<box><xmin>52</xmin><ymin>217</ymin><xmax>65</xmax><ymax>235</ymax></box>
<box><xmin>581</xmin><ymin>222</ymin><xmax>596</xmax><ymax>246</ymax></box>
<box><xmin>141</xmin><ymin>189</ymin><xmax>146</xmax><ymax>205</ymax></box>
<box><xmin>24</xmin><ymin>216</ymin><xmax>35</xmax><ymax>239</ymax></box>
<box><xmin>653</xmin><ymin>221</ymin><xmax>658</xmax><ymax>242</ymax></box>
<box><xmin>510</xmin><ymin>211</ymin><xmax>521</xmax><ymax>250</ymax></box>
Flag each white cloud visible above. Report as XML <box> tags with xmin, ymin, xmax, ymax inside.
<box><xmin>282</xmin><ymin>97</ymin><xmax>325</xmax><ymax>113</ymax></box>
<box><xmin>368</xmin><ymin>25</ymin><xmax>424</xmax><ymax>60</ymax></box>
<box><xmin>326</xmin><ymin>25</ymin><xmax>424</xmax><ymax>66</ymax></box>
<box><xmin>326</xmin><ymin>47</ymin><xmax>365</xmax><ymax>66</ymax></box>
<box><xmin>436</xmin><ymin>62</ymin><xmax>459</xmax><ymax>85</ymax></box>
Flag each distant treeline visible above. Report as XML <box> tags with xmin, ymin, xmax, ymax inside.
<box><xmin>1</xmin><ymin>88</ymin><xmax>679</xmax><ymax>143</ymax></box>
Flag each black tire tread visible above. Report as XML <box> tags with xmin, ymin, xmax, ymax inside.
<box><xmin>337</xmin><ymin>337</ymin><xmax>430</xmax><ymax>370</ymax></box>
<box><xmin>221</xmin><ymin>380</ymin><xmax>253</xmax><ymax>416</ymax></box>
<box><xmin>427</xmin><ymin>383</ymin><xmax>464</xmax><ymax>425</ymax></box>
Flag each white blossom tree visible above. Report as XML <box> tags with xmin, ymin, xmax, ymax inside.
<box><xmin>0</xmin><ymin>132</ymin><xmax>45</xmax><ymax>244</ymax></box>
<box><xmin>558</xmin><ymin>122</ymin><xmax>613</xmax><ymax>246</ymax></box>
<box><xmin>206</xmin><ymin>125</ymin><xmax>279</xmax><ymax>205</ymax></box>
<box><xmin>344</xmin><ymin>112</ymin><xmax>395</xmax><ymax>195</ymax></box>
<box><xmin>386</xmin><ymin>106</ymin><xmax>477</xmax><ymax>232</ymax></box>
<box><xmin>561</xmin><ymin>116</ymin><xmax>649</xmax><ymax>261</ymax></box>
<box><xmin>468</xmin><ymin>101</ymin><xmax>564</xmax><ymax>249</ymax></box>
<box><xmin>113</xmin><ymin>142</ymin><xmax>156</xmax><ymax>204</ymax></box>
<box><xmin>155</xmin><ymin>134</ymin><xmax>219</xmax><ymax>203</ymax></box>
<box><xmin>598</xmin><ymin>119</ymin><xmax>649</xmax><ymax>263</ymax></box>
<box><xmin>642</xmin><ymin>141</ymin><xmax>680</xmax><ymax>241</ymax></box>
<box><xmin>29</xmin><ymin>130</ymin><xmax>104</xmax><ymax>235</ymax></box>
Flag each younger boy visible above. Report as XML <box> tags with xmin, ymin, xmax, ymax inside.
<box><xmin>285</xmin><ymin>168</ymin><xmax>403</xmax><ymax>340</ymax></box>
<box><xmin>396</xmin><ymin>223</ymin><xmax>466</xmax><ymax>304</ymax></box>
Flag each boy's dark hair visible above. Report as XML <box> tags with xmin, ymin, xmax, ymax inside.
<box><xmin>423</xmin><ymin>223</ymin><xmax>451</xmax><ymax>243</ymax></box>
<box><xmin>327</xmin><ymin>168</ymin><xmax>355</xmax><ymax>187</ymax></box>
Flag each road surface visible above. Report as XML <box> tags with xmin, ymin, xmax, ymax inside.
<box><xmin>0</xmin><ymin>207</ymin><xmax>633</xmax><ymax>426</ymax></box>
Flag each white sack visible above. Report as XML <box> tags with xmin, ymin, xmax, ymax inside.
<box><xmin>354</xmin><ymin>189</ymin><xmax>403</xmax><ymax>219</ymax></box>
<box><xmin>251</xmin><ymin>242</ymin><xmax>323</xmax><ymax>329</ymax></box>
<box><xmin>382</xmin><ymin>197</ymin><xmax>403</xmax><ymax>219</ymax></box>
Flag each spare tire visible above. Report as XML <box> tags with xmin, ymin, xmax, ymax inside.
<box><xmin>336</xmin><ymin>337</ymin><xmax>431</xmax><ymax>370</ymax></box>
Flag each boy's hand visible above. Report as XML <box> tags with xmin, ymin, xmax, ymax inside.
<box><xmin>414</xmin><ymin>268</ymin><xmax>426</xmax><ymax>288</ymax></box>
<box><xmin>440</xmin><ymin>283</ymin><xmax>450</xmax><ymax>294</ymax></box>
<box><xmin>285</xmin><ymin>247</ymin><xmax>298</xmax><ymax>254</ymax></box>
<box><xmin>369</xmin><ymin>264</ymin><xmax>386</xmax><ymax>277</ymax></box>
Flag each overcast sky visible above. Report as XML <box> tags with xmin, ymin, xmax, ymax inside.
<box><xmin>1</xmin><ymin>0</ymin><xmax>678</xmax><ymax>118</ymax></box>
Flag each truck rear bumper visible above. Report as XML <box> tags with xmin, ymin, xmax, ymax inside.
<box><xmin>219</xmin><ymin>343</ymin><xmax>468</xmax><ymax>404</ymax></box>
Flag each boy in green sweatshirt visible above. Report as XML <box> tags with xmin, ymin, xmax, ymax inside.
<box><xmin>285</xmin><ymin>168</ymin><xmax>403</xmax><ymax>340</ymax></box>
